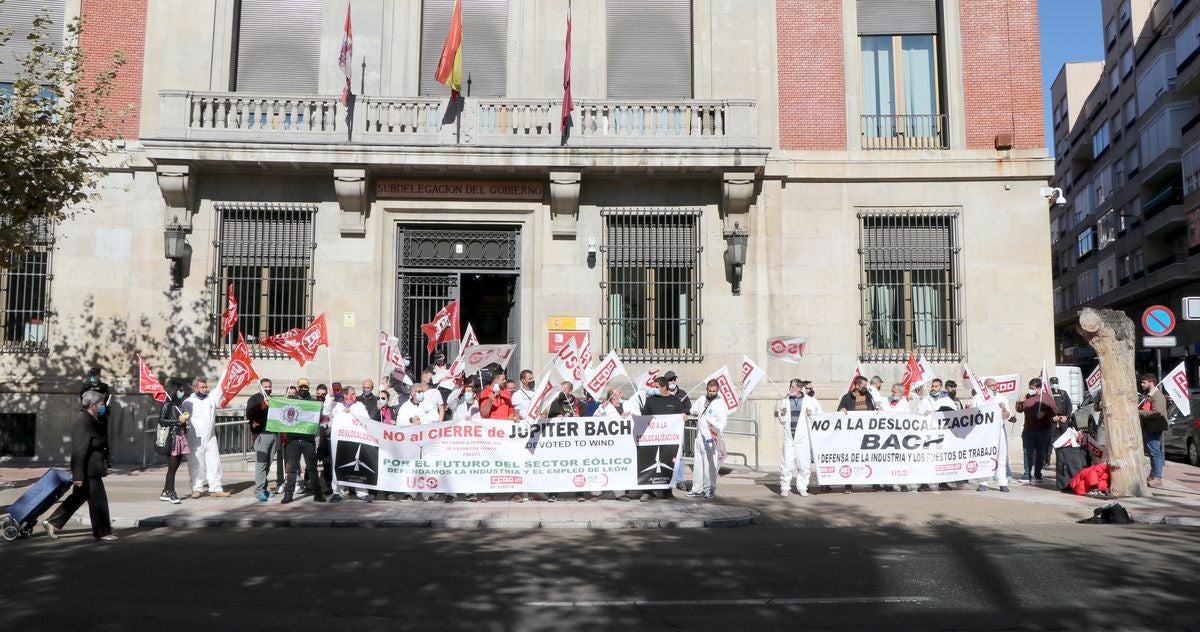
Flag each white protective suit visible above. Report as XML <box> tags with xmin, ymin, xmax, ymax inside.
<box><xmin>689</xmin><ymin>396</ymin><xmax>729</xmax><ymax>494</ymax></box>
<box><xmin>973</xmin><ymin>391</ymin><xmax>1012</xmax><ymax>489</ymax></box>
<box><xmin>778</xmin><ymin>393</ymin><xmax>823</xmax><ymax>494</ymax></box>
<box><xmin>182</xmin><ymin>389</ymin><xmax>223</xmax><ymax>493</ymax></box>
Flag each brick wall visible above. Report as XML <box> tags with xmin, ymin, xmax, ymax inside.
<box><xmin>960</xmin><ymin>0</ymin><xmax>1045</xmax><ymax>150</ymax></box>
<box><xmin>776</xmin><ymin>0</ymin><xmax>846</xmax><ymax>150</ymax></box>
<box><xmin>79</xmin><ymin>0</ymin><xmax>146</xmax><ymax>140</ymax></box>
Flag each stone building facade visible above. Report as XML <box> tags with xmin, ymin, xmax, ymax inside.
<box><xmin>0</xmin><ymin>0</ymin><xmax>1052</xmax><ymax>467</ymax></box>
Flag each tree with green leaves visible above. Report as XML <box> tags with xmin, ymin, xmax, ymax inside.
<box><xmin>0</xmin><ymin>1</ymin><xmax>126</xmax><ymax>259</ymax></box>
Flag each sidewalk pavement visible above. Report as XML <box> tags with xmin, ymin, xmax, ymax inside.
<box><xmin>3</xmin><ymin>458</ymin><xmax>1199</xmax><ymax>534</ymax></box>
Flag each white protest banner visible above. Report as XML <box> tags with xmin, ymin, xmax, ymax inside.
<box><xmin>1162</xmin><ymin>361</ymin><xmax>1191</xmax><ymax>416</ymax></box>
<box><xmin>329</xmin><ymin>412</ymin><xmax>686</xmax><ymax>494</ymax></box>
<box><xmin>525</xmin><ymin>369</ymin><xmax>556</xmax><ymax>420</ymax></box>
<box><xmin>1086</xmin><ymin>365</ymin><xmax>1102</xmax><ymax>397</ymax></box>
<box><xmin>460</xmin><ymin>344</ymin><xmax>516</xmax><ymax>376</ymax></box>
<box><xmin>809</xmin><ymin>404</ymin><xmax>1004</xmax><ymax>486</ymax></box>
<box><xmin>740</xmin><ymin>355</ymin><xmax>766</xmax><ymax>401</ymax></box>
<box><xmin>985</xmin><ymin>373</ymin><xmax>1021</xmax><ymax>397</ymax></box>
<box><xmin>767</xmin><ymin>336</ymin><xmax>806</xmax><ymax>363</ymax></box>
<box><xmin>700</xmin><ymin>366</ymin><xmax>740</xmax><ymax>411</ymax></box>
<box><xmin>584</xmin><ymin>350</ymin><xmax>627</xmax><ymax>399</ymax></box>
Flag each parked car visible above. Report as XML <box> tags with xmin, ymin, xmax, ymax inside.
<box><xmin>1072</xmin><ymin>390</ymin><xmax>1102</xmax><ymax>434</ymax></box>
<box><xmin>1164</xmin><ymin>396</ymin><xmax>1200</xmax><ymax>467</ymax></box>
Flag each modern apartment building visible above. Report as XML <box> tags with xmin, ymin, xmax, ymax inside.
<box><xmin>1050</xmin><ymin>0</ymin><xmax>1199</xmax><ymax>380</ymax></box>
<box><xmin>0</xmin><ymin>0</ymin><xmax>1051</xmax><ymax>465</ymax></box>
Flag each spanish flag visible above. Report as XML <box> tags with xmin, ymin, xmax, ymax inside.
<box><xmin>434</xmin><ymin>0</ymin><xmax>463</xmax><ymax>96</ymax></box>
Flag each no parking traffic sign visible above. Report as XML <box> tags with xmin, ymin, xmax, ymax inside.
<box><xmin>1141</xmin><ymin>305</ymin><xmax>1176</xmax><ymax>337</ymax></box>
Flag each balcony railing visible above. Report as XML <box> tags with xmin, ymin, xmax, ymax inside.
<box><xmin>155</xmin><ymin>90</ymin><xmax>758</xmax><ymax>148</ymax></box>
<box><xmin>860</xmin><ymin>114</ymin><xmax>948</xmax><ymax>150</ymax></box>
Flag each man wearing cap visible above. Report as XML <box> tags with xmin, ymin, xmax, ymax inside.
<box><xmin>661</xmin><ymin>371</ymin><xmax>692</xmax><ymax>491</ymax></box>
<box><xmin>778</xmin><ymin>379</ymin><xmax>821</xmax><ymax>497</ymax></box>
<box><xmin>640</xmin><ymin>376</ymin><xmax>690</xmax><ymax>501</ymax></box>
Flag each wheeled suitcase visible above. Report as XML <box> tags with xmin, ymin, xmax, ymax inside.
<box><xmin>1055</xmin><ymin>447</ymin><xmax>1088</xmax><ymax>491</ymax></box>
<box><xmin>1</xmin><ymin>468</ymin><xmax>72</xmax><ymax>540</ymax></box>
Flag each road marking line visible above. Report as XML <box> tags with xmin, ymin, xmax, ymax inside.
<box><xmin>526</xmin><ymin>597</ymin><xmax>932</xmax><ymax>607</ymax></box>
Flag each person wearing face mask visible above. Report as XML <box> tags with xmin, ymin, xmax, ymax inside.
<box><xmin>882</xmin><ymin>383</ymin><xmax>910</xmax><ymax>413</ymax></box>
<box><xmin>180</xmin><ymin>378</ymin><xmax>230</xmax><ymax>498</ymax></box>
<box><xmin>663</xmin><ymin>371</ymin><xmax>692</xmax><ymax>411</ymax></box>
<box><xmin>295</xmin><ymin>377</ymin><xmax>313</xmax><ymax>400</ymax></box>
<box><xmin>79</xmin><ymin>366</ymin><xmax>113</xmax><ymax>468</ymax></box>
<box><xmin>1015</xmin><ymin>378</ymin><xmax>1058</xmax><ymax>483</ymax></box>
<box><xmin>778</xmin><ymin>379</ymin><xmax>821</xmax><ymax>498</ymax></box>
<box><xmin>246</xmin><ymin>378</ymin><xmax>281</xmax><ymax>502</ymax></box>
<box><xmin>157</xmin><ymin>381</ymin><xmax>191</xmax><ymax>504</ymax></box>
<box><xmin>480</xmin><ymin>372</ymin><xmax>517</xmax><ymax>421</ymax></box>
<box><xmin>387</xmin><ymin>385</ymin><xmax>441</xmax><ymax>501</ymax></box>
<box><xmin>452</xmin><ymin>384</ymin><xmax>481</xmax><ymax>421</ymax></box>
<box><xmin>974</xmin><ymin>378</ymin><xmax>1013</xmax><ymax>493</ymax></box>
<box><xmin>687</xmin><ymin>380</ymin><xmax>729</xmax><ymax>499</ymax></box>
<box><xmin>43</xmin><ymin>390</ymin><xmax>116</xmax><ymax>541</ymax></box>
<box><xmin>832</xmin><ymin>376</ymin><xmax>879</xmax><ymax>494</ymax></box>
<box><xmin>510</xmin><ymin>370</ymin><xmax>538</xmax><ymax>419</ymax></box>
<box><xmin>548</xmin><ymin>381</ymin><xmax>583</xmax><ymax>418</ymax></box>
<box><xmin>639</xmin><ymin>376</ymin><xmax>689</xmax><ymax>501</ymax></box>
<box><xmin>358</xmin><ymin>379</ymin><xmax>381</xmax><ymax>421</ymax></box>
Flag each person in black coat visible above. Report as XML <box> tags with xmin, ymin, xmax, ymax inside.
<box><xmin>44</xmin><ymin>390</ymin><xmax>115</xmax><ymax>541</ymax></box>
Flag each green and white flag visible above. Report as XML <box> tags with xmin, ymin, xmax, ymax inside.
<box><xmin>265</xmin><ymin>397</ymin><xmax>321</xmax><ymax>435</ymax></box>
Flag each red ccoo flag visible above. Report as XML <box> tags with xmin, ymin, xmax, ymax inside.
<box><xmin>338</xmin><ymin>2</ymin><xmax>353</xmax><ymax>105</ymax></box>
<box><xmin>137</xmin><ymin>355</ymin><xmax>168</xmax><ymax>402</ymax></box>
<box><xmin>901</xmin><ymin>353</ymin><xmax>920</xmax><ymax>397</ymax></box>
<box><xmin>219</xmin><ymin>334</ymin><xmax>260</xmax><ymax>408</ymax></box>
<box><xmin>220</xmin><ymin>283</ymin><xmax>238</xmax><ymax>337</ymax></box>
<box><xmin>421</xmin><ymin>300</ymin><xmax>460</xmax><ymax>353</ymax></box>
<box><xmin>261</xmin><ymin>313</ymin><xmax>329</xmax><ymax>367</ymax></box>
<box><xmin>561</xmin><ymin>4</ymin><xmax>573</xmax><ymax>135</ymax></box>
<box><xmin>434</xmin><ymin>0</ymin><xmax>463</xmax><ymax>96</ymax></box>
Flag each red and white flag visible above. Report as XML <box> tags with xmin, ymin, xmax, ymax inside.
<box><xmin>261</xmin><ymin>313</ymin><xmax>329</xmax><ymax>367</ymax></box>
<box><xmin>137</xmin><ymin>355</ymin><xmax>168</xmax><ymax>402</ymax></box>
<box><xmin>984</xmin><ymin>373</ymin><xmax>1022</xmax><ymax>397</ymax></box>
<box><xmin>1086</xmin><ymin>364</ymin><xmax>1103</xmax><ymax>397</ymax></box>
<box><xmin>901</xmin><ymin>353</ymin><xmax>919</xmax><ymax>397</ymax></box>
<box><xmin>1163</xmin><ymin>361</ymin><xmax>1191</xmax><ymax>417</ymax></box>
<box><xmin>1039</xmin><ymin>362</ymin><xmax>1053</xmax><ymax>397</ymax></box>
<box><xmin>379</xmin><ymin>330</ymin><xmax>406</xmax><ymax>369</ymax></box>
<box><xmin>554</xmin><ymin>338</ymin><xmax>584</xmax><ymax>388</ymax></box>
<box><xmin>845</xmin><ymin>362</ymin><xmax>865</xmax><ymax>393</ymax></box>
<box><xmin>447</xmin><ymin>323</ymin><xmax>479</xmax><ymax>378</ymax></box>
<box><xmin>740</xmin><ymin>355</ymin><xmax>766</xmax><ymax>401</ymax></box>
<box><xmin>459</xmin><ymin>344</ymin><xmax>517</xmax><ymax>376</ymax></box>
<box><xmin>584</xmin><ymin>350</ymin><xmax>627</xmax><ymax>400</ymax></box>
<box><xmin>525</xmin><ymin>368</ymin><xmax>556</xmax><ymax>420</ymax></box>
<box><xmin>632</xmin><ymin>367</ymin><xmax>661</xmax><ymax>392</ymax></box>
<box><xmin>560</xmin><ymin>4</ymin><xmax>573</xmax><ymax>134</ymax></box>
<box><xmin>220</xmin><ymin>283</ymin><xmax>238</xmax><ymax>337</ymax></box>
<box><xmin>575</xmin><ymin>332</ymin><xmax>593</xmax><ymax>383</ymax></box>
<box><xmin>218</xmin><ymin>334</ymin><xmax>259</xmax><ymax>408</ymax></box>
<box><xmin>421</xmin><ymin>300</ymin><xmax>460</xmax><ymax>353</ymax></box>
<box><xmin>962</xmin><ymin>364</ymin><xmax>992</xmax><ymax>403</ymax></box>
<box><xmin>338</xmin><ymin>2</ymin><xmax>353</xmax><ymax>105</ymax></box>
<box><xmin>766</xmin><ymin>335</ymin><xmax>806</xmax><ymax>363</ymax></box>
<box><xmin>700</xmin><ymin>366</ymin><xmax>740</xmax><ymax>412</ymax></box>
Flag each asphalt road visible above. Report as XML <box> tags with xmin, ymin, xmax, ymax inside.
<box><xmin>3</xmin><ymin>523</ymin><xmax>1198</xmax><ymax>631</ymax></box>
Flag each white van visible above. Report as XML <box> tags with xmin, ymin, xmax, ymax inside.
<box><xmin>1054</xmin><ymin>365</ymin><xmax>1085</xmax><ymax>408</ymax></box>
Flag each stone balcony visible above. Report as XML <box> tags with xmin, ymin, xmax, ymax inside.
<box><xmin>151</xmin><ymin>90</ymin><xmax>760</xmax><ymax>152</ymax></box>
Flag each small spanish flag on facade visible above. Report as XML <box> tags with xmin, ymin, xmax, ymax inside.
<box><xmin>434</xmin><ymin>0</ymin><xmax>463</xmax><ymax>96</ymax></box>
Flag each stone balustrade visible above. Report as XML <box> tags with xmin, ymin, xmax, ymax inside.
<box><xmin>156</xmin><ymin>91</ymin><xmax>758</xmax><ymax>147</ymax></box>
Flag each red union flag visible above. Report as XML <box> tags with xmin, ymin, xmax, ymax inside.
<box><xmin>421</xmin><ymin>300</ymin><xmax>460</xmax><ymax>353</ymax></box>
<box><xmin>584</xmin><ymin>350</ymin><xmax>627</xmax><ymax>399</ymax></box>
<box><xmin>219</xmin><ymin>334</ymin><xmax>259</xmax><ymax>408</ymax></box>
<box><xmin>1163</xmin><ymin>361</ymin><xmax>1191</xmax><ymax>416</ymax></box>
<box><xmin>845</xmin><ymin>362</ymin><xmax>865</xmax><ymax>393</ymax></box>
<box><xmin>261</xmin><ymin>313</ymin><xmax>328</xmax><ymax>367</ymax></box>
<box><xmin>137</xmin><ymin>355</ymin><xmax>168</xmax><ymax>402</ymax></box>
<box><xmin>766</xmin><ymin>335</ymin><xmax>806</xmax><ymax>363</ymax></box>
<box><xmin>701</xmin><ymin>366</ymin><xmax>739</xmax><ymax>412</ymax></box>
<box><xmin>526</xmin><ymin>368</ymin><xmax>556</xmax><ymax>420</ymax></box>
<box><xmin>220</xmin><ymin>283</ymin><xmax>238</xmax><ymax>337</ymax></box>
<box><xmin>460</xmin><ymin>344</ymin><xmax>516</xmax><ymax>376</ymax></box>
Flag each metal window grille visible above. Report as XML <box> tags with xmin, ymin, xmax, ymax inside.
<box><xmin>0</xmin><ymin>412</ymin><xmax>36</xmax><ymax>457</ymax></box>
<box><xmin>600</xmin><ymin>209</ymin><xmax>703</xmax><ymax>363</ymax></box>
<box><xmin>210</xmin><ymin>203</ymin><xmax>317</xmax><ymax>357</ymax></box>
<box><xmin>858</xmin><ymin>208</ymin><xmax>961</xmax><ymax>362</ymax></box>
<box><xmin>0</xmin><ymin>217</ymin><xmax>53</xmax><ymax>353</ymax></box>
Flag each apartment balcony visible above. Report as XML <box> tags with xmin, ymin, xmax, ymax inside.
<box><xmin>859</xmin><ymin>114</ymin><xmax>948</xmax><ymax>150</ymax></box>
<box><xmin>146</xmin><ymin>90</ymin><xmax>765</xmax><ymax>173</ymax></box>
<box><xmin>1142</xmin><ymin>200</ymin><xmax>1186</xmax><ymax>238</ymax></box>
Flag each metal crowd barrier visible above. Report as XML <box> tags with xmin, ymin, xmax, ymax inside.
<box><xmin>141</xmin><ymin>408</ymin><xmax>252</xmax><ymax>469</ymax></box>
<box><xmin>679</xmin><ymin>413</ymin><xmax>760</xmax><ymax>471</ymax></box>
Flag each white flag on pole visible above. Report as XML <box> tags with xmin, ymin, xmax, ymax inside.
<box><xmin>740</xmin><ymin>355</ymin><xmax>766</xmax><ymax>401</ymax></box>
<box><xmin>1162</xmin><ymin>361</ymin><xmax>1191</xmax><ymax>417</ymax></box>
<box><xmin>700</xmin><ymin>365</ymin><xmax>740</xmax><ymax>412</ymax></box>
<box><xmin>584</xmin><ymin>350</ymin><xmax>627</xmax><ymax>400</ymax></box>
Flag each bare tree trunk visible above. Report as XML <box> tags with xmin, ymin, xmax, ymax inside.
<box><xmin>1078</xmin><ymin>308</ymin><xmax>1146</xmax><ymax>497</ymax></box>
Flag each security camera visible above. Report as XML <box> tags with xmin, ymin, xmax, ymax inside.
<box><xmin>1040</xmin><ymin>186</ymin><xmax>1067</xmax><ymax>208</ymax></box>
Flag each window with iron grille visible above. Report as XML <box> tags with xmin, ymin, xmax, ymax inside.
<box><xmin>858</xmin><ymin>208</ymin><xmax>961</xmax><ymax>362</ymax></box>
<box><xmin>211</xmin><ymin>203</ymin><xmax>316</xmax><ymax>357</ymax></box>
<box><xmin>601</xmin><ymin>209</ymin><xmax>703</xmax><ymax>362</ymax></box>
<box><xmin>0</xmin><ymin>412</ymin><xmax>36</xmax><ymax>457</ymax></box>
<box><xmin>1</xmin><ymin>217</ymin><xmax>53</xmax><ymax>353</ymax></box>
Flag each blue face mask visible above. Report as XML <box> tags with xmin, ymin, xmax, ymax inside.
<box><xmin>464</xmin><ymin>393</ymin><xmax>475</xmax><ymax>403</ymax></box>
<box><xmin>97</xmin><ymin>405</ymin><xmax>107</xmax><ymax>416</ymax></box>
<box><xmin>415</xmin><ymin>392</ymin><xmax>426</xmax><ymax>403</ymax></box>
<box><xmin>175</xmin><ymin>390</ymin><xmax>185</xmax><ymax>400</ymax></box>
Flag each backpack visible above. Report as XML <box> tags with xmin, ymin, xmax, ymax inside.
<box><xmin>1078</xmin><ymin>502</ymin><xmax>1133</xmax><ymax>524</ymax></box>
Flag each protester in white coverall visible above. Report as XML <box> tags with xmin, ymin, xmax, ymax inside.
<box><xmin>180</xmin><ymin>378</ymin><xmax>229</xmax><ymax>498</ymax></box>
<box><xmin>778</xmin><ymin>379</ymin><xmax>821</xmax><ymax>497</ymax></box>
<box><xmin>688</xmin><ymin>380</ymin><xmax>728</xmax><ymax>499</ymax></box>
<box><xmin>880</xmin><ymin>383</ymin><xmax>912</xmax><ymax>491</ymax></box>
<box><xmin>973</xmin><ymin>378</ymin><xmax>1013</xmax><ymax>493</ymax></box>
